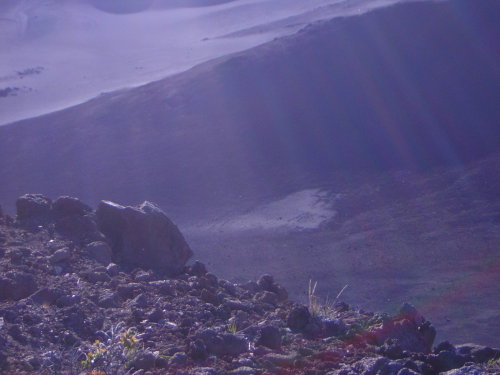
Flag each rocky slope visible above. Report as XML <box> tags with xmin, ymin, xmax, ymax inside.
<box><xmin>0</xmin><ymin>194</ymin><xmax>498</xmax><ymax>375</ymax></box>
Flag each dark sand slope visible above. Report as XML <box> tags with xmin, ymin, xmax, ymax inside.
<box><xmin>0</xmin><ymin>0</ymin><xmax>499</xmax><ymax>346</ymax></box>
<box><xmin>0</xmin><ymin>0</ymin><xmax>498</xmax><ymax>214</ymax></box>
<box><xmin>186</xmin><ymin>154</ymin><xmax>500</xmax><ymax>346</ymax></box>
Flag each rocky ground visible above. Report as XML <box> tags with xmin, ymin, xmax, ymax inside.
<box><xmin>0</xmin><ymin>194</ymin><xmax>498</xmax><ymax>375</ymax></box>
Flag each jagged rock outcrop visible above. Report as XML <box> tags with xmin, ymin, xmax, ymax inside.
<box><xmin>96</xmin><ymin>200</ymin><xmax>193</xmax><ymax>276</ymax></box>
<box><xmin>11</xmin><ymin>194</ymin><xmax>192</xmax><ymax>274</ymax></box>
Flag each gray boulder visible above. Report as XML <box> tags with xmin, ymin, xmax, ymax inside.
<box><xmin>0</xmin><ymin>272</ymin><xmax>37</xmax><ymax>301</ymax></box>
<box><xmin>455</xmin><ymin>343</ymin><xmax>500</xmax><ymax>363</ymax></box>
<box><xmin>48</xmin><ymin>247</ymin><xmax>72</xmax><ymax>264</ymax></box>
<box><xmin>84</xmin><ymin>241</ymin><xmax>112</xmax><ymax>265</ymax></box>
<box><xmin>286</xmin><ymin>305</ymin><xmax>311</xmax><ymax>331</ymax></box>
<box><xmin>256</xmin><ymin>325</ymin><xmax>282</xmax><ymax>350</ymax></box>
<box><xmin>53</xmin><ymin>196</ymin><xmax>102</xmax><ymax>243</ymax></box>
<box><xmin>130</xmin><ymin>350</ymin><xmax>156</xmax><ymax>370</ymax></box>
<box><xmin>52</xmin><ymin>196</ymin><xmax>91</xmax><ymax>217</ymax></box>
<box><xmin>16</xmin><ymin>194</ymin><xmax>52</xmax><ymax>226</ymax></box>
<box><xmin>96</xmin><ymin>200</ymin><xmax>192</xmax><ymax>276</ymax></box>
<box><xmin>29</xmin><ymin>288</ymin><xmax>64</xmax><ymax>305</ymax></box>
<box><xmin>196</xmin><ymin>329</ymin><xmax>248</xmax><ymax>356</ymax></box>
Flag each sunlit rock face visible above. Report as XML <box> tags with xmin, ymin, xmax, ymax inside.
<box><xmin>96</xmin><ymin>200</ymin><xmax>193</xmax><ymax>276</ymax></box>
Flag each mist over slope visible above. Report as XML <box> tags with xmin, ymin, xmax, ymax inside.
<box><xmin>0</xmin><ymin>0</ymin><xmax>498</xmax><ymax>217</ymax></box>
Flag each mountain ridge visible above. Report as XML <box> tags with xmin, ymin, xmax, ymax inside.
<box><xmin>1</xmin><ymin>0</ymin><xmax>499</xmax><ymax>216</ymax></box>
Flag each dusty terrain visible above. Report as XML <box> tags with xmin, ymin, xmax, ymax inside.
<box><xmin>184</xmin><ymin>155</ymin><xmax>500</xmax><ymax>347</ymax></box>
<box><xmin>0</xmin><ymin>0</ymin><xmax>499</xmax><ymax>352</ymax></box>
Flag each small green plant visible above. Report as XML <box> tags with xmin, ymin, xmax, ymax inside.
<box><xmin>227</xmin><ymin>320</ymin><xmax>238</xmax><ymax>334</ymax></box>
<box><xmin>81</xmin><ymin>340</ymin><xmax>108</xmax><ymax>370</ymax></box>
<box><xmin>78</xmin><ymin>323</ymin><xmax>142</xmax><ymax>374</ymax></box>
<box><xmin>486</xmin><ymin>357</ymin><xmax>500</xmax><ymax>369</ymax></box>
<box><xmin>119</xmin><ymin>327</ymin><xmax>140</xmax><ymax>359</ymax></box>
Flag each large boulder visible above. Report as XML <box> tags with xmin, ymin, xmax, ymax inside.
<box><xmin>0</xmin><ymin>272</ymin><xmax>38</xmax><ymax>301</ymax></box>
<box><xmin>96</xmin><ymin>200</ymin><xmax>193</xmax><ymax>276</ymax></box>
<box><xmin>52</xmin><ymin>196</ymin><xmax>103</xmax><ymax>243</ymax></box>
<box><xmin>52</xmin><ymin>196</ymin><xmax>92</xmax><ymax>217</ymax></box>
<box><xmin>84</xmin><ymin>241</ymin><xmax>112</xmax><ymax>265</ymax></box>
<box><xmin>15</xmin><ymin>194</ymin><xmax>52</xmax><ymax>227</ymax></box>
<box><xmin>286</xmin><ymin>305</ymin><xmax>311</xmax><ymax>331</ymax></box>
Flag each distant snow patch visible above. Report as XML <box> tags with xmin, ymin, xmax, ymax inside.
<box><xmin>204</xmin><ymin>189</ymin><xmax>338</xmax><ymax>233</ymax></box>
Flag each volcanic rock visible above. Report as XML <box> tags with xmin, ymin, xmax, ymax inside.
<box><xmin>256</xmin><ymin>325</ymin><xmax>282</xmax><ymax>350</ymax></box>
<box><xmin>455</xmin><ymin>343</ymin><xmax>499</xmax><ymax>363</ymax></box>
<box><xmin>130</xmin><ymin>350</ymin><xmax>156</xmax><ymax>370</ymax></box>
<box><xmin>323</xmin><ymin>319</ymin><xmax>347</xmax><ymax>338</ymax></box>
<box><xmin>29</xmin><ymin>288</ymin><xmax>64</xmax><ymax>306</ymax></box>
<box><xmin>48</xmin><ymin>247</ymin><xmax>71</xmax><ymax>264</ymax></box>
<box><xmin>287</xmin><ymin>305</ymin><xmax>311</xmax><ymax>331</ymax></box>
<box><xmin>196</xmin><ymin>329</ymin><xmax>248</xmax><ymax>356</ymax></box>
<box><xmin>368</xmin><ymin>304</ymin><xmax>436</xmax><ymax>354</ymax></box>
<box><xmin>0</xmin><ymin>272</ymin><xmax>37</xmax><ymax>301</ymax></box>
<box><xmin>188</xmin><ymin>339</ymin><xmax>208</xmax><ymax>361</ymax></box>
<box><xmin>53</xmin><ymin>197</ymin><xmax>103</xmax><ymax>243</ymax></box>
<box><xmin>84</xmin><ymin>241</ymin><xmax>112</xmax><ymax>265</ymax></box>
<box><xmin>96</xmin><ymin>200</ymin><xmax>193</xmax><ymax>276</ymax></box>
<box><xmin>428</xmin><ymin>350</ymin><xmax>466</xmax><ymax>373</ymax></box>
<box><xmin>188</xmin><ymin>260</ymin><xmax>208</xmax><ymax>277</ymax></box>
<box><xmin>257</xmin><ymin>274</ymin><xmax>288</xmax><ymax>301</ymax></box>
<box><xmin>52</xmin><ymin>196</ymin><xmax>91</xmax><ymax>217</ymax></box>
<box><xmin>15</xmin><ymin>194</ymin><xmax>52</xmax><ymax>227</ymax></box>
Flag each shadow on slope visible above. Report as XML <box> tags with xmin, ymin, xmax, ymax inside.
<box><xmin>0</xmin><ymin>0</ymin><xmax>498</xmax><ymax>218</ymax></box>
